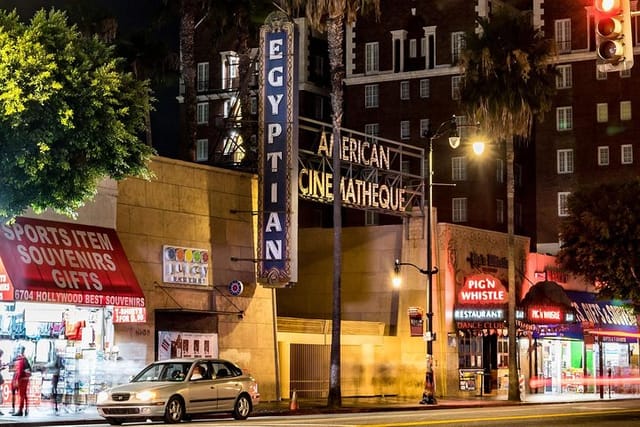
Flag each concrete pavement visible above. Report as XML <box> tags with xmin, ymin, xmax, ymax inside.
<box><xmin>0</xmin><ymin>392</ymin><xmax>637</xmax><ymax>426</ymax></box>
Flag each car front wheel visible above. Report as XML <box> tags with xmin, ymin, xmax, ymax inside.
<box><xmin>164</xmin><ymin>395</ymin><xmax>184</xmax><ymax>423</ymax></box>
<box><xmin>232</xmin><ymin>394</ymin><xmax>251</xmax><ymax>420</ymax></box>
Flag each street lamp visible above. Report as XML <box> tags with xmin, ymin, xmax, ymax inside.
<box><xmin>394</xmin><ymin>115</ymin><xmax>481</xmax><ymax>405</ymax></box>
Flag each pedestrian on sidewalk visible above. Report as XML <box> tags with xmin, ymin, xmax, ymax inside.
<box><xmin>0</xmin><ymin>348</ymin><xmax>6</xmax><ymax>415</ymax></box>
<box><xmin>12</xmin><ymin>346</ymin><xmax>31</xmax><ymax>416</ymax></box>
<box><xmin>47</xmin><ymin>352</ymin><xmax>64</xmax><ymax>413</ymax></box>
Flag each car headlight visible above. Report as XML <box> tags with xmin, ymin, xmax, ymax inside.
<box><xmin>135</xmin><ymin>390</ymin><xmax>157</xmax><ymax>402</ymax></box>
<box><xmin>96</xmin><ymin>391</ymin><xmax>109</xmax><ymax>405</ymax></box>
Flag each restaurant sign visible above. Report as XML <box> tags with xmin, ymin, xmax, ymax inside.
<box><xmin>458</xmin><ymin>274</ymin><xmax>507</xmax><ymax>305</ymax></box>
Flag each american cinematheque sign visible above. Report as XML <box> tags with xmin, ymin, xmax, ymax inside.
<box><xmin>258</xmin><ymin>14</ymin><xmax>425</xmax><ymax>286</ymax></box>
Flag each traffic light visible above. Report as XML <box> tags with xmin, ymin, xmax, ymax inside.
<box><xmin>594</xmin><ymin>0</ymin><xmax>634</xmax><ymax>72</ymax></box>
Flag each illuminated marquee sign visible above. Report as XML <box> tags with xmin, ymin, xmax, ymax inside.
<box><xmin>298</xmin><ymin>131</ymin><xmax>407</xmax><ymax>212</ymax></box>
<box><xmin>454</xmin><ymin>308</ymin><xmax>505</xmax><ymax>321</ymax></box>
<box><xmin>526</xmin><ymin>306</ymin><xmax>574</xmax><ymax>324</ymax></box>
<box><xmin>257</xmin><ymin>13</ymin><xmax>298</xmax><ymax>286</ymax></box>
<box><xmin>458</xmin><ymin>274</ymin><xmax>508</xmax><ymax>305</ymax></box>
<box><xmin>297</xmin><ymin>118</ymin><xmax>425</xmax><ymax>215</ymax></box>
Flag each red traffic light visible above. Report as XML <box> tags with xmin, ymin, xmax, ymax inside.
<box><xmin>593</xmin><ymin>0</ymin><xmax>633</xmax><ymax>71</ymax></box>
<box><xmin>595</xmin><ymin>0</ymin><xmax>621</xmax><ymax>14</ymax></box>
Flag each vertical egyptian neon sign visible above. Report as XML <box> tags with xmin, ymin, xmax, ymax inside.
<box><xmin>258</xmin><ymin>13</ymin><xmax>298</xmax><ymax>286</ymax></box>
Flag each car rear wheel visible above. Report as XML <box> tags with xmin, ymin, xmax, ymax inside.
<box><xmin>232</xmin><ymin>394</ymin><xmax>251</xmax><ymax>420</ymax></box>
<box><xmin>164</xmin><ymin>395</ymin><xmax>184</xmax><ymax>423</ymax></box>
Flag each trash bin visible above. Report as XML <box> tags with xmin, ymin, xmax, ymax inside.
<box><xmin>476</xmin><ymin>371</ymin><xmax>484</xmax><ymax>397</ymax></box>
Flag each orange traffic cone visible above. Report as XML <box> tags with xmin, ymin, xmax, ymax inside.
<box><xmin>289</xmin><ymin>389</ymin><xmax>299</xmax><ymax>411</ymax></box>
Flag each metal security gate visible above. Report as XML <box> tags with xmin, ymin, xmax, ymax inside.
<box><xmin>290</xmin><ymin>344</ymin><xmax>330</xmax><ymax>398</ymax></box>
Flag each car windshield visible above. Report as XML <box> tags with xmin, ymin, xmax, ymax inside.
<box><xmin>131</xmin><ymin>362</ymin><xmax>193</xmax><ymax>382</ymax></box>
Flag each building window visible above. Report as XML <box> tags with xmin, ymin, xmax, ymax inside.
<box><xmin>221</xmin><ymin>52</ymin><xmax>239</xmax><ymax>89</ymax></box>
<box><xmin>620</xmin><ymin>101</ymin><xmax>632</xmax><ymax>121</ymax></box>
<box><xmin>598</xmin><ymin>146</ymin><xmax>609</xmax><ymax>166</ymax></box>
<box><xmin>451</xmin><ymin>31</ymin><xmax>465</xmax><ymax>64</ymax></box>
<box><xmin>558</xmin><ymin>192</ymin><xmax>571</xmax><ymax>217</ymax></box>
<box><xmin>451</xmin><ymin>76</ymin><xmax>461</xmax><ymax>100</ymax></box>
<box><xmin>400</xmin><ymin>81</ymin><xmax>410</xmax><ymax>100</ymax></box>
<box><xmin>621</xmin><ymin>144</ymin><xmax>633</xmax><ymax>164</ymax></box>
<box><xmin>400</xmin><ymin>120</ymin><xmax>410</xmax><ymax>139</ymax></box>
<box><xmin>452</xmin><ymin>198</ymin><xmax>468</xmax><ymax>222</ymax></box>
<box><xmin>515</xmin><ymin>203</ymin><xmax>523</xmax><ymax>229</ymax></box>
<box><xmin>557</xmin><ymin>149</ymin><xmax>574</xmax><ymax>174</ymax></box>
<box><xmin>556</xmin><ymin>64</ymin><xmax>572</xmax><ymax>89</ymax></box>
<box><xmin>596</xmin><ymin>66</ymin><xmax>607</xmax><ymax>80</ymax></box>
<box><xmin>196</xmin><ymin>139</ymin><xmax>208</xmax><ymax>162</ymax></box>
<box><xmin>197</xmin><ymin>102</ymin><xmax>209</xmax><ymax>125</ymax></box>
<box><xmin>515</xmin><ymin>164</ymin><xmax>523</xmax><ymax>187</ymax></box>
<box><xmin>250</xmin><ymin>96</ymin><xmax>258</xmax><ymax>115</ymax></box>
<box><xmin>458</xmin><ymin>334</ymin><xmax>482</xmax><ymax>368</ymax></box>
<box><xmin>314</xmin><ymin>96</ymin><xmax>325</xmax><ymax>120</ymax></box>
<box><xmin>420</xmin><ymin>119</ymin><xmax>430</xmax><ymax>138</ymax></box>
<box><xmin>496</xmin><ymin>199</ymin><xmax>504</xmax><ymax>224</ymax></box>
<box><xmin>621</xmin><ymin>68</ymin><xmax>631</xmax><ymax>78</ymax></box>
<box><xmin>197</xmin><ymin>62</ymin><xmax>209</xmax><ymax>92</ymax></box>
<box><xmin>409</xmin><ymin>39</ymin><xmax>417</xmax><ymax>58</ymax></box>
<box><xmin>556</xmin><ymin>106</ymin><xmax>573</xmax><ymax>131</ymax></box>
<box><xmin>365</xmin><ymin>211</ymin><xmax>379</xmax><ymax>226</ymax></box>
<box><xmin>419</xmin><ymin>79</ymin><xmax>430</xmax><ymax>98</ymax></box>
<box><xmin>365</xmin><ymin>42</ymin><xmax>379</xmax><ymax>74</ymax></box>
<box><xmin>596</xmin><ymin>103</ymin><xmax>608</xmax><ymax>123</ymax></box>
<box><xmin>364</xmin><ymin>123</ymin><xmax>379</xmax><ymax>137</ymax></box>
<box><xmin>421</xmin><ymin>37</ymin><xmax>427</xmax><ymax>56</ymax></box>
<box><xmin>496</xmin><ymin>159</ymin><xmax>504</xmax><ymax>183</ymax></box>
<box><xmin>451</xmin><ymin>156</ymin><xmax>467</xmax><ymax>181</ymax></box>
<box><xmin>555</xmin><ymin>19</ymin><xmax>571</xmax><ymax>53</ymax></box>
<box><xmin>365</xmin><ymin>84</ymin><xmax>379</xmax><ymax>108</ymax></box>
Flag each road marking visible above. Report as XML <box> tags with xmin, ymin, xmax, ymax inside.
<box><xmin>364</xmin><ymin>408</ymin><xmax>640</xmax><ymax>426</ymax></box>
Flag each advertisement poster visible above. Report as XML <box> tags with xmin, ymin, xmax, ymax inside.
<box><xmin>157</xmin><ymin>331</ymin><xmax>218</xmax><ymax>360</ymax></box>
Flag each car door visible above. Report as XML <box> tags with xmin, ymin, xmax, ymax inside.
<box><xmin>186</xmin><ymin>362</ymin><xmax>217</xmax><ymax>413</ymax></box>
<box><xmin>213</xmin><ymin>362</ymin><xmax>243</xmax><ymax>411</ymax></box>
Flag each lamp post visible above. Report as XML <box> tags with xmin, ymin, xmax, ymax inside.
<box><xmin>393</xmin><ymin>115</ymin><xmax>466</xmax><ymax>405</ymax></box>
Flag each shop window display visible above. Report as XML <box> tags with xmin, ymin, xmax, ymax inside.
<box><xmin>0</xmin><ymin>303</ymin><xmax>144</xmax><ymax>412</ymax></box>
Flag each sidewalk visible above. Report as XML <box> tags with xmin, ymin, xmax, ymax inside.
<box><xmin>0</xmin><ymin>392</ymin><xmax>637</xmax><ymax>426</ymax></box>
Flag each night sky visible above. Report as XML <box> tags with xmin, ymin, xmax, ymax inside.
<box><xmin>2</xmin><ymin>0</ymin><xmax>180</xmax><ymax>158</ymax></box>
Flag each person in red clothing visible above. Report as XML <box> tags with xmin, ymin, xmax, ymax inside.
<box><xmin>11</xmin><ymin>346</ymin><xmax>30</xmax><ymax>416</ymax></box>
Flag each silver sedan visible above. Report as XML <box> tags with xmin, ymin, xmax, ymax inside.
<box><xmin>96</xmin><ymin>358</ymin><xmax>260</xmax><ymax>424</ymax></box>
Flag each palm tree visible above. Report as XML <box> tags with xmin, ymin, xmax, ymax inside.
<box><xmin>458</xmin><ymin>7</ymin><xmax>557</xmax><ymax>402</ymax></box>
<box><xmin>280</xmin><ymin>0</ymin><xmax>379</xmax><ymax>408</ymax></box>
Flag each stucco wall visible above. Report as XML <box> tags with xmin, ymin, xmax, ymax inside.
<box><xmin>115</xmin><ymin>156</ymin><xmax>278</xmax><ymax>400</ymax></box>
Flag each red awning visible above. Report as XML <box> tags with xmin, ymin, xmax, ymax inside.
<box><xmin>0</xmin><ymin>217</ymin><xmax>145</xmax><ymax>308</ymax></box>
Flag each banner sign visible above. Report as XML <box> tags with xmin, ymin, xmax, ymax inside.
<box><xmin>0</xmin><ymin>217</ymin><xmax>145</xmax><ymax>307</ymax></box>
<box><xmin>257</xmin><ymin>13</ymin><xmax>298</xmax><ymax>286</ymax></box>
<box><xmin>567</xmin><ymin>291</ymin><xmax>638</xmax><ymax>333</ymax></box>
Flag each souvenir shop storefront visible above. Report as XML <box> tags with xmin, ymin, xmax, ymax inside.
<box><xmin>0</xmin><ymin>217</ymin><xmax>146</xmax><ymax>409</ymax></box>
<box><xmin>520</xmin><ymin>285</ymin><xmax>640</xmax><ymax>395</ymax></box>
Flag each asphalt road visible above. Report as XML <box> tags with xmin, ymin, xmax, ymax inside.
<box><xmin>73</xmin><ymin>399</ymin><xmax>640</xmax><ymax>427</ymax></box>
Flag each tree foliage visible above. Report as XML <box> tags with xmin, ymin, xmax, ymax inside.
<box><xmin>0</xmin><ymin>8</ymin><xmax>155</xmax><ymax>221</ymax></box>
<box><xmin>558</xmin><ymin>179</ymin><xmax>640</xmax><ymax>310</ymax></box>
<box><xmin>458</xmin><ymin>7</ymin><xmax>557</xmax><ymax>140</ymax></box>
<box><xmin>457</xmin><ymin>6</ymin><xmax>557</xmax><ymax>403</ymax></box>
